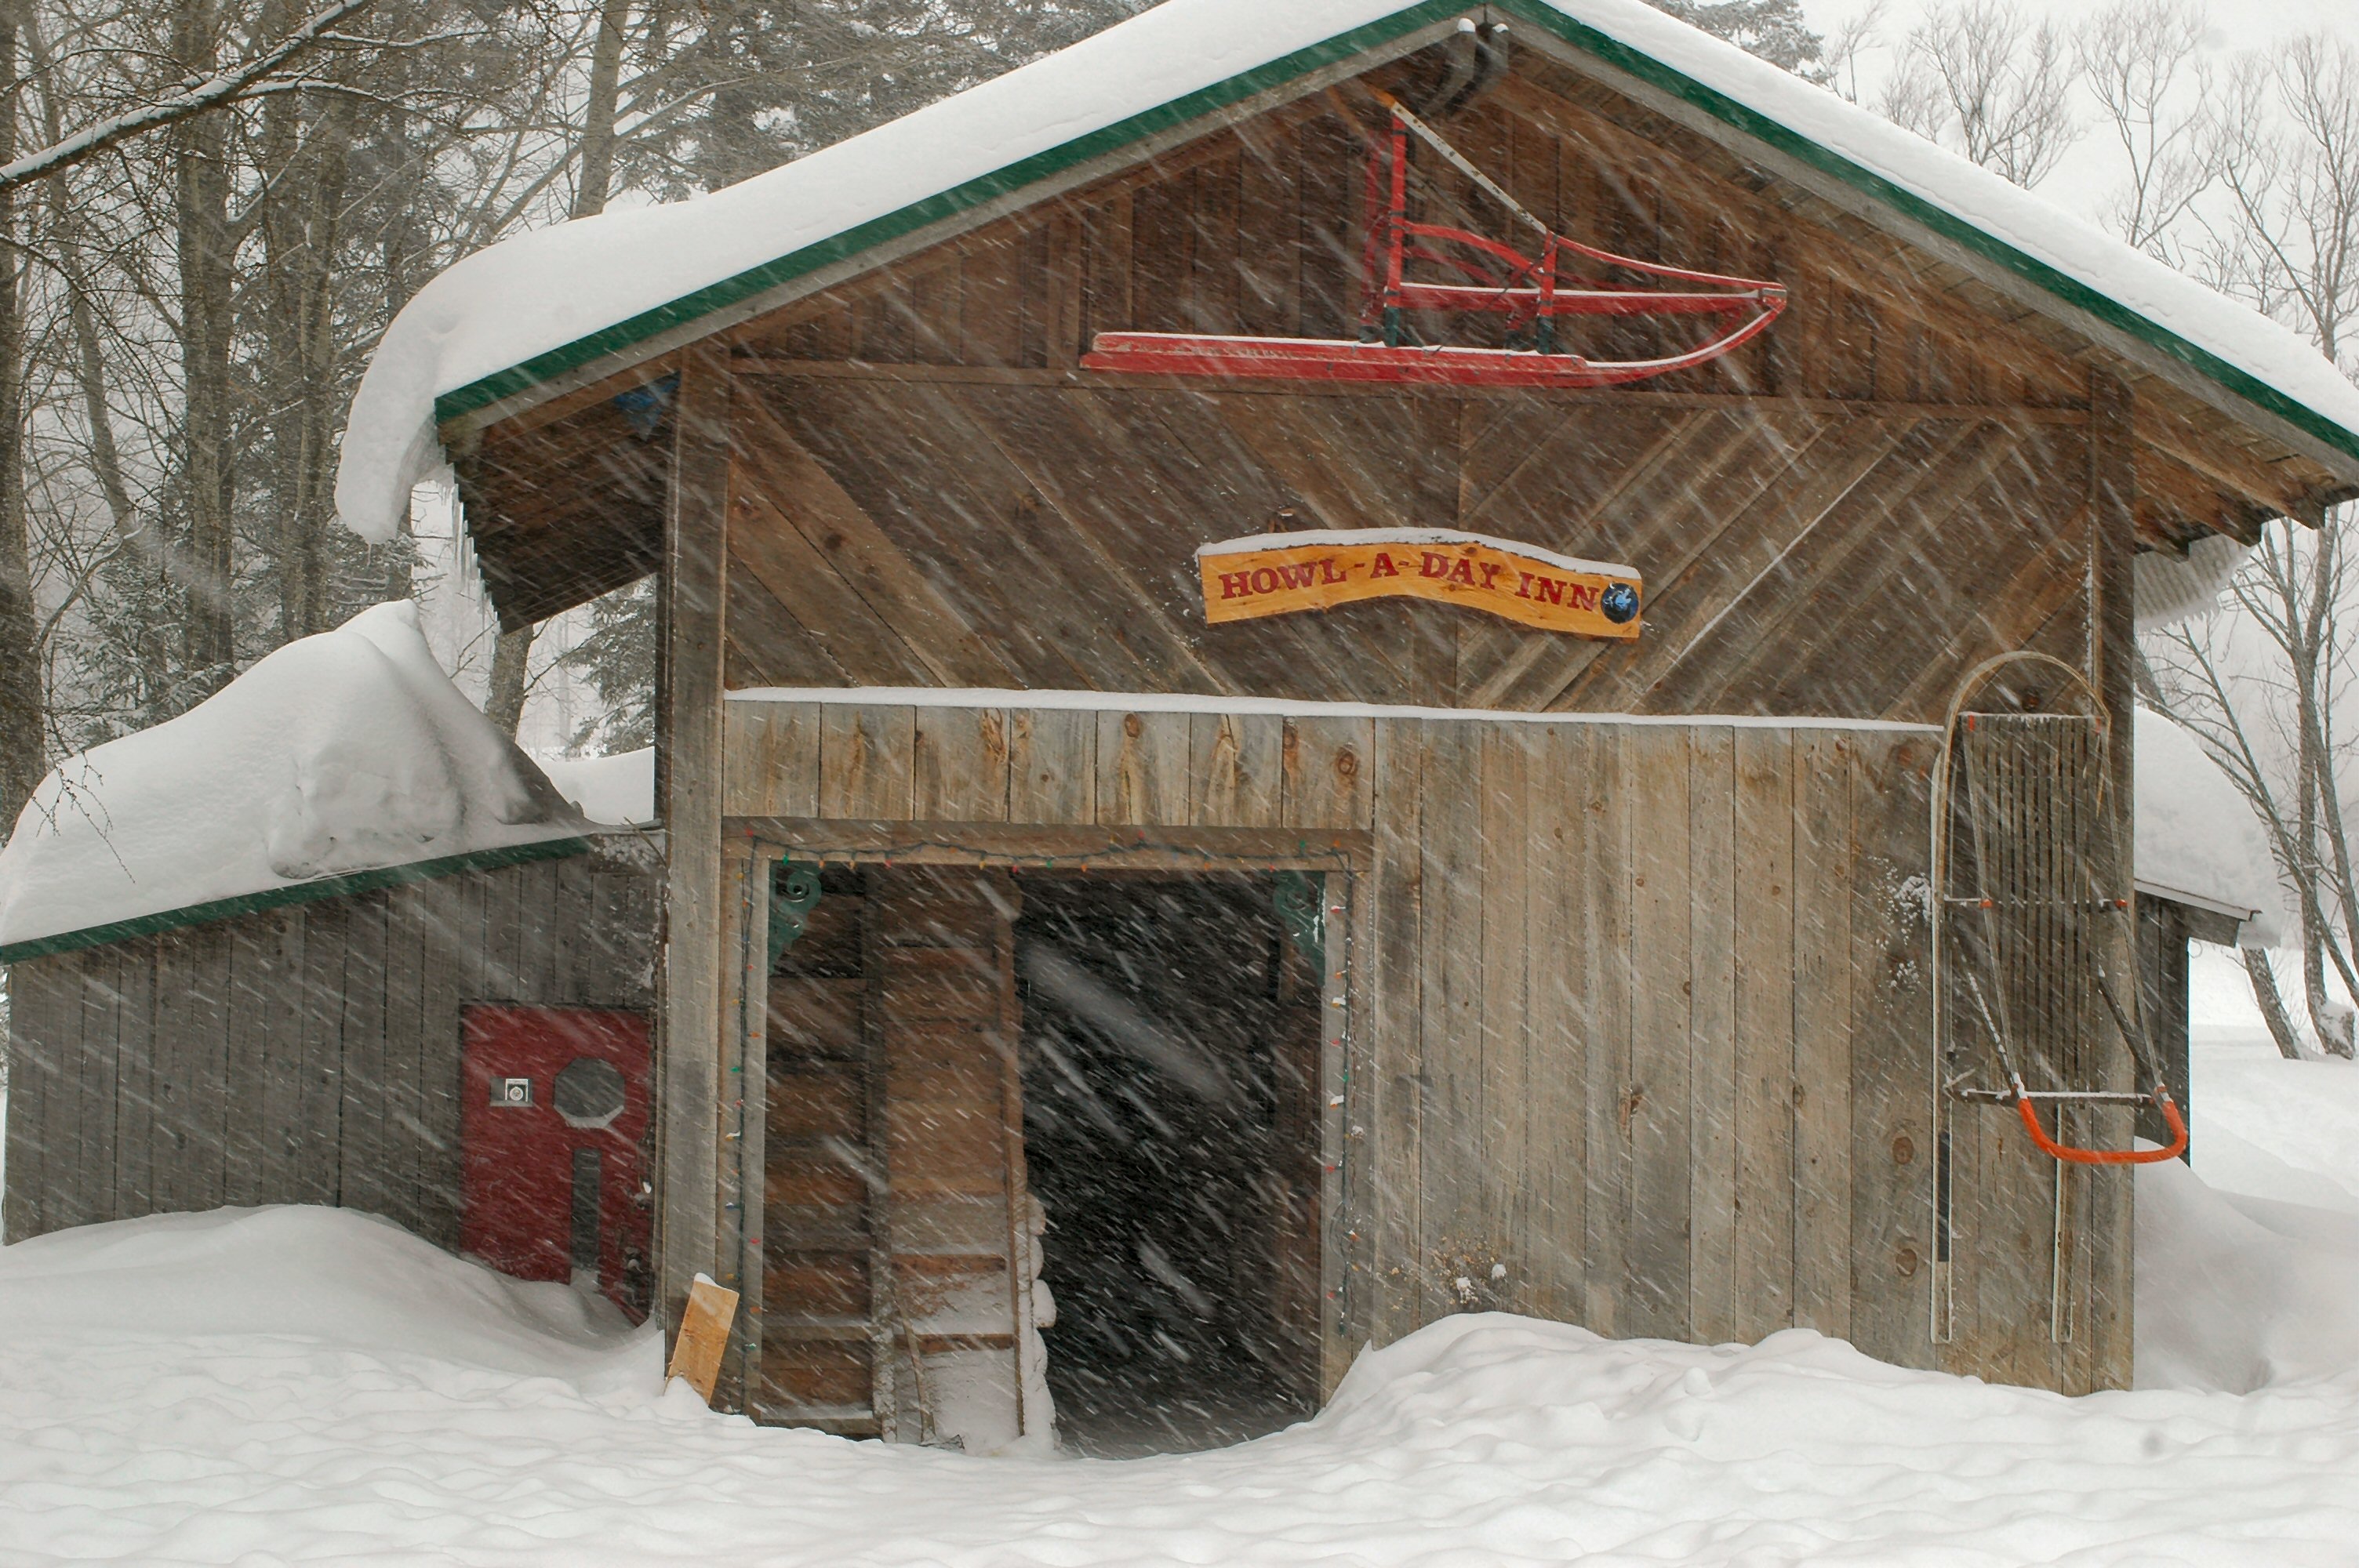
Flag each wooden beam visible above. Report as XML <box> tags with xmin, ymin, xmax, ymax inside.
<box><xmin>658</xmin><ymin>347</ymin><xmax>736</xmax><ymax>1359</ymax></box>
<box><xmin>723</xmin><ymin>818</ymin><xmax>1370</xmax><ymax>869</ymax></box>
<box><xmin>727</xmin><ymin>356</ymin><xmax>2094</xmax><ymax>424</ymax></box>
<box><xmin>2086</xmin><ymin>368</ymin><xmax>2139</xmax><ymax>1393</ymax></box>
<box><xmin>2136</xmin><ymin>402</ymin><xmax>2341</xmax><ymax>526</ymax></box>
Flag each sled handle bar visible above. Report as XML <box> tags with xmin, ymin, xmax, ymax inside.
<box><xmin>2012</xmin><ymin>1078</ymin><xmax>2187</xmax><ymax>1165</ymax></box>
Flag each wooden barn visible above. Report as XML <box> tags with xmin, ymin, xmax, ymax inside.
<box><xmin>16</xmin><ymin>0</ymin><xmax>2359</xmax><ymax>1457</ymax></box>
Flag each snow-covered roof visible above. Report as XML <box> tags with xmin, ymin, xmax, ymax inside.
<box><xmin>2135</xmin><ymin>707</ymin><xmax>2287</xmax><ymax>947</ymax></box>
<box><xmin>336</xmin><ymin>0</ymin><xmax>2359</xmax><ymax>546</ymax></box>
<box><xmin>537</xmin><ymin>748</ymin><xmax>655</xmax><ymax>826</ymax></box>
<box><xmin>0</xmin><ymin>604</ymin><xmax>609</xmax><ymax>958</ymax></box>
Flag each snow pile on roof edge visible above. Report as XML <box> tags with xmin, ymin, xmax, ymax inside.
<box><xmin>2136</xmin><ymin>535</ymin><xmax>2249</xmax><ymax>631</ymax></box>
<box><xmin>333</xmin><ymin>0</ymin><xmax>2359</xmax><ymax>546</ymax></box>
<box><xmin>2135</xmin><ymin>706</ymin><xmax>2286</xmax><ymax>945</ymax></box>
<box><xmin>537</xmin><ymin>746</ymin><xmax>656</xmax><ymax>826</ymax></box>
<box><xmin>0</xmin><ymin>601</ymin><xmax>587</xmax><ymax>949</ymax></box>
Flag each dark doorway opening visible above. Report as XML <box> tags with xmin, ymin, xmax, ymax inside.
<box><xmin>1015</xmin><ymin>872</ymin><xmax>1325</xmax><ymax>1456</ymax></box>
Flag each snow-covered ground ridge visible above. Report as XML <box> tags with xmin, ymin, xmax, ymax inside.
<box><xmin>725</xmin><ymin>685</ymin><xmax>1943</xmax><ymax>731</ymax></box>
<box><xmin>333</xmin><ymin>0</ymin><xmax>2359</xmax><ymax>546</ymax></box>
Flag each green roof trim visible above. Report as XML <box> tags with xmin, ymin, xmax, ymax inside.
<box><xmin>427</xmin><ymin>0</ymin><xmax>2359</xmax><ymax>471</ymax></box>
<box><xmin>0</xmin><ymin>834</ymin><xmax>613</xmax><ymax>964</ymax></box>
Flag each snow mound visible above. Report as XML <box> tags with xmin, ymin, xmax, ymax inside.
<box><xmin>335</xmin><ymin>0</ymin><xmax>2359</xmax><ymax>545</ymax></box>
<box><xmin>2135</xmin><ymin>706</ymin><xmax>2286</xmax><ymax>944</ymax></box>
<box><xmin>2135</xmin><ymin>1023</ymin><xmax>2359</xmax><ymax>1391</ymax></box>
<box><xmin>537</xmin><ymin>746</ymin><xmax>655</xmax><ymax>826</ymax></box>
<box><xmin>5</xmin><ymin>1206</ymin><xmax>2359</xmax><ymax>1563</ymax></box>
<box><xmin>2136</xmin><ymin>1158</ymin><xmax>2359</xmax><ymax>1392</ymax></box>
<box><xmin>2194</xmin><ymin>1025</ymin><xmax>2359</xmax><ymax>1206</ymax></box>
<box><xmin>0</xmin><ymin>601</ymin><xmax>586</xmax><ymax>950</ymax></box>
<box><xmin>0</xmin><ymin>1204</ymin><xmax>645</xmax><ymax>1387</ymax></box>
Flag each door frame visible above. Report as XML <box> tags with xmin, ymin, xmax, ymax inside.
<box><xmin>718</xmin><ymin>820</ymin><xmax>1370</xmax><ymax>1427</ymax></box>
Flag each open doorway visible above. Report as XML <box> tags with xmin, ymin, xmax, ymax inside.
<box><xmin>1014</xmin><ymin>872</ymin><xmax>1326</xmax><ymax>1456</ymax></box>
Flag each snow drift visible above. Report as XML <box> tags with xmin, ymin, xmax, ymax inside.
<box><xmin>0</xmin><ymin>601</ymin><xmax>587</xmax><ymax>950</ymax></box>
<box><xmin>333</xmin><ymin>0</ymin><xmax>2359</xmax><ymax>549</ymax></box>
<box><xmin>6</xmin><ymin>1194</ymin><xmax>2359</xmax><ymax>1565</ymax></box>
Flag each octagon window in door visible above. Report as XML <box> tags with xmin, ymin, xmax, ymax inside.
<box><xmin>460</xmin><ymin>1005</ymin><xmax>653</xmax><ymax>1321</ymax></box>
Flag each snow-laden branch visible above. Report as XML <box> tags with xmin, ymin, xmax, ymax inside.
<box><xmin>0</xmin><ymin>0</ymin><xmax>380</xmax><ymax>191</ymax></box>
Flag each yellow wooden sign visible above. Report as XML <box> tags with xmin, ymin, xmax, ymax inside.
<box><xmin>1198</xmin><ymin>528</ymin><xmax>1641</xmax><ymax>637</ymax></box>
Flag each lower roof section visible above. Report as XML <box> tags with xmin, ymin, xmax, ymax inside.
<box><xmin>0</xmin><ymin>833</ymin><xmax>652</xmax><ymax>965</ymax></box>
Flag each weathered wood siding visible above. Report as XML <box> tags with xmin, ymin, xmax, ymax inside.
<box><xmin>718</xmin><ymin>699</ymin><xmax>2121</xmax><ymax>1389</ymax></box>
<box><xmin>2</xmin><ymin>844</ymin><xmax>659</xmax><ymax>1248</ymax></box>
<box><xmin>718</xmin><ymin>380</ymin><xmax>2094</xmax><ymax>724</ymax></box>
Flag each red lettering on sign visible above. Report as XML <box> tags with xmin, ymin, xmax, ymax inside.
<box><xmin>1479</xmin><ymin>561</ymin><xmax>1503</xmax><ymax>590</ymax></box>
<box><xmin>1568</xmin><ymin>583</ymin><xmax>1600</xmax><ymax>612</ymax></box>
<box><xmin>1270</xmin><ymin>561</ymin><xmax>1323</xmax><ymax>589</ymax></box>
<box><xmin>1449</xmin><ymin>557</ymin><xmax>1477</xmax><ymax>586</ymax></box>
<box><xmin>1319</xmin><ymin>557</ymin><xmax>1347</xmax><ymax>585</ymax></box>
<box><xmin>1250</xmin><ymin>567</ymin><xmax>1279</xmax><ymax>594</ymax></box>
<box><xmin>1220</xmin><ymin>571</ymin><xmax>1253</xmax><ymax>600</ymax></box>
<box><xmin>1370</xmin><ymin>553</ymin><xmax>1399</xmax><ymax>577</ymax></box>
<box><xmin>1420</xmin><ymin>553</ymin><xmax>1450</xmax><ymax>579</ymax></box>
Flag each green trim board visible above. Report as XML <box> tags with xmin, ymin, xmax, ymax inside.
<box><xmin>427</xmin><ymin>0</ymin><xmax>2359</xmax><ymax>471</ymax></box>
<box><xmin>0</xmin><ymin>833</ymin><xmax>627</xmax><ymax>964</ymax></box>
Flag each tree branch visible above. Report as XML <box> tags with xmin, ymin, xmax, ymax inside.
<box><xmin>0</xmin><ymin>0</ymin><xmax>380</xmax><ymax>191</ymax></box>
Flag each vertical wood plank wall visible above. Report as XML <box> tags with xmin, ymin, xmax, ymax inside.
<box><xmin>2</xmin><ymin>846</ymin><xmax>659</xmax><ymax>1249</ymax></box>
<box><xmin>717</xmin><ymin>699</ymin><xmax>2093</xmax><ymax>1388</ymax></box>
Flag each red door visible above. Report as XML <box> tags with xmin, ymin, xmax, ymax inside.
<box><xmin>460</xmin><ymin>1006</ymin><xmax>653</xmax><ymax>1320</ymax></box>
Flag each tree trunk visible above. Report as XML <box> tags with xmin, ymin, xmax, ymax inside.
<box><xmin>576</xmin><ymin>0</ymin><xmax>629</xmax><ymax>223</ymax></box>
<box><xmin>175</xmin><ymin>0</ymin><xmax>238</xmax><ymax>697</ymax></box>
<box><xmin>0</xmin><ymin>13</ymin><xmax>38</xmax><ymax>829</ymax></box>
<box><xmin>485</xmin><ymin>625</ymin><xmax>532</xmax><ymax>735</ymax></box>
<box><xmin>480</xmin><ymin>0</ymin><xmax>634</xmax><ymax>738</ymax></box>
<box><xmin>262</xmin><ymin>78</ymin><xmax>354</xmax><ymax>642</ymax></box>
<box><xmin>2245</xmin><ymin>947</ymin><xmax>2308</xmax><ymax>1060</ymax></box>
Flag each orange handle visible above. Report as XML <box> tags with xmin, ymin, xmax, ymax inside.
<box><xmin>2015</xmin><ymin>1090</ymin><xmax>2187</xmax><ymax>1165</ymax></box>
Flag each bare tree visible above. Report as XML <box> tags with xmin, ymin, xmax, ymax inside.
<box><xmin>2205</xmin><ymin>37</ymin><xmax>2359</xmax><ymax>365</ymax></box>
<box><xmin>2150</xmin><ymin>523</ymin><xmax>2359</xmax><ymax>1058</ymax></box>
<box><xmin>0</xmin><ymin>0</ymin><xmax>377</xmax><ymax>191</ymax></box>
<box><xmin>1881</xmin><ymin>0</ymin><xmax>2082</xmax><ymax>187</ymax></box>
<box><xmin>0</xmin><ymin>13</ymin><xmax>37</xmax><ymax>828</ymax></box>
<box><xmin>1821</xmin><ymin>0</ymin><xmax>1889</xmax><ymax>106</ymax></box>
<box><xmin>2077</xmin><ymin>0</ymin><xmax>2215</xmax><ymax>255</ymax></box>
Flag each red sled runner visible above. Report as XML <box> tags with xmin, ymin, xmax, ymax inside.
<box><xmin>1083</xmin><ymin>83</ymin><xmax>1787</xmax><ymax>388</ymax></box>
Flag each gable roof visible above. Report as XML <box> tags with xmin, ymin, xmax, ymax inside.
<box><xmin>333</xmin><ymin>0</ymin><xmax>2359</xmax><ymax>546</ymax></box>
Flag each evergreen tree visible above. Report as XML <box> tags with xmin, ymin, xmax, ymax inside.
<box><xmin>1648</xmin><ymin>0</ymin><xmax>1830</xmax><ymax>83</ymax></box>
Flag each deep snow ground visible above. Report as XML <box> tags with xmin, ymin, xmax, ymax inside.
<box><xmin>4</xmin><ymin>1018</ymin><xmax>2359</xmax><ymax>1565</ymax></box>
